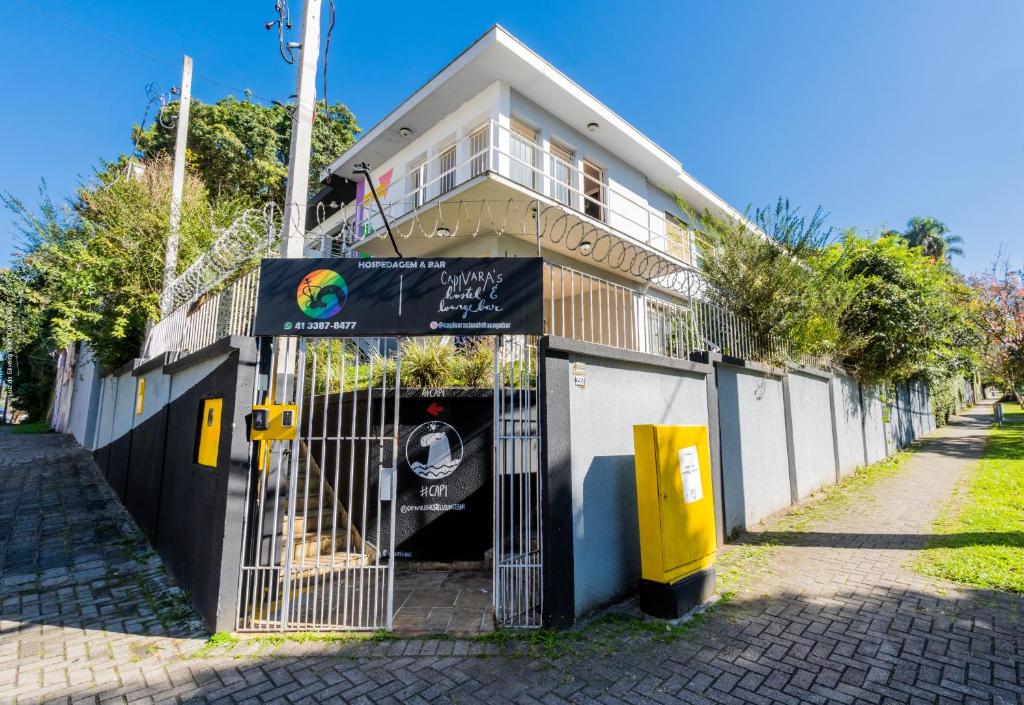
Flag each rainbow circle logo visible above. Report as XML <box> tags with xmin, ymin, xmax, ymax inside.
<box><xmin>296</xmin><ymin>269</ymin><xmax>348</xmax><ymax>319</ymax></box>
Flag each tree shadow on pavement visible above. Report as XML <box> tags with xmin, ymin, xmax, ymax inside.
<box><xmin>57</xmin><ymin>581</ymin><xmax>1024</xmax><ymax>705</ymax></box>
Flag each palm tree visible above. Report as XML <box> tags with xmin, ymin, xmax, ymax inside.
<box><xmin>902</xmin><ymin>217</ymin><xmax>964</xmax><ymax>261</ymax></box>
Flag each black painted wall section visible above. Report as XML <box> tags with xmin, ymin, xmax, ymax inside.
<box><xmin>155</xmin><ymin>355</ymin><xmax>240</xmax><ymax>631</ymax></box>
<box><xmin>89</xmin><ymin>338</ymin><xmax>256</xmax><ymax>632</ymax></box>
<box><xmin>123</xmin><ymin>406</ymin><xmax>169</xmax><ymax>539</ymax></box>
<box><xmin>539</xmin><ymin>339</ymin><xmax>576</xmax><ymax>630</ymax></box>
<box><xmin>105</xmin><ymin>433</ymin><xmax>132</xmax><ymax>500</ymax></box>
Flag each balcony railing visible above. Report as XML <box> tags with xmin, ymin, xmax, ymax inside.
<box><xmin>317</xmin><ymin>120</ymin><xmax>703</xmax><ymax>267</ymax></box>
<box><xmin>542</xmin><ymin>262</ymin><xmax>787</xmax><ymax>363</ymax></box>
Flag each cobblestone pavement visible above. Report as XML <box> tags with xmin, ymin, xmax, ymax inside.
<box><xmin>2</xmin><ymin>405</ymin><xmax>1022</xmax><ymax>704</ymax></box>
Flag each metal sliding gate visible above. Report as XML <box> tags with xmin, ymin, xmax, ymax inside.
<box><xmin>493</xmin><ymin>335</ymin><xmax>543</xmax><ymax>627</ymax></box>
<box><xmin>237</xmin><ymin>336</ymin><xmax>402</xmax><ymax>631</ymax></box>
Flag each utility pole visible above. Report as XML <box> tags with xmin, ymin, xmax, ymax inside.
<box><xmin>160</xmin><ymin>54</ymin><xmax>193</xmax><ymax>315</ymax></box>
<box><xmin>279</xmin><ymin>0</ymin><xmax>322</xmax><ymax>258</ymax></box>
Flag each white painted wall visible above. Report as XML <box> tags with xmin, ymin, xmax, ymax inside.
<box><xmin>342</xmin><ymin>81</ymin><xmax>694</xmax><ymax>262</ymax></box>
<box><xmin>111</xmin><ymin>368</ymin><xmax>139</xmax><ymax>442</ymax></box>
<box><xmin>831</xmin><ymin>374</ymin><xmax>866</xmax><ymax>477</ymax></box>
<box><xmin>133</xmin><ymin>366</ymin><xmax>172</xmax><ymax>427</ymax></box>
<box><xmin>862</xmin><ymin>386</ymin><xmax>888</xmax><ymax>464</ymax></box>
<box><xmin>67</xmin><ymin>346</ymin><xmax>101</xmax><ymax>448</ymax></box>
<box><xmin>350</xmin><ymin>82</ymin><xmax>504</xmax><ymax>228</ymax></box>
<box><xmin>718</xmin><ymin>367</ymin><xmax>791</xmax><ymax>535</ymax></box>
<box><xmin>788</xmin><ymin>372</ymin><xmax>838</xmax><ymax>499</ymax></box>
<box><xmin>566</xmin><ymin>353</ymin><xmax>710</xmax><ymax>616</ymax></box>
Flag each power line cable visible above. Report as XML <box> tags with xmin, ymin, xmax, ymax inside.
<box><xmin>264</xmin><ymin>1</ymin><xmax>296</xmax><ymax>64</ymax></box>
<box><xmin>322</xmin><ymin>0</ymin><xmax>335</xmax><ymax>106</ymax></box>
<box><xmin>12</xmin><ymin>0</ymin><xmax>278</xmax><ymax>106</ymax></box>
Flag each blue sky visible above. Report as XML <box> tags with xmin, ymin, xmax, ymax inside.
<box><xmin>3</xmin><ymin>0</ymin><xmax>1021</xmax><ymax>275</ymax></box>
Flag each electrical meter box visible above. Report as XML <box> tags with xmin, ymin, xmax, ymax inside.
<box><xmin>633</xmin><ymin>424</ymin><xmax>717</xmax><ymax>618</ymax></box>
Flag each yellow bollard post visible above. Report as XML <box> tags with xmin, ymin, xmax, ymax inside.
<box><xmin>633</xmin><ymin>424</ymin><xmax>717</xmax><ymax>618</ymax></box>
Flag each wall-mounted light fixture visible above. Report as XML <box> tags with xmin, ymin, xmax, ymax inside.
<box><xmin>579</xmin><ymin>240</ymin><xmax>594</xmax><ymax>255</ymax></box>
<box><xmin>399</xmin><ymin>127</ymin><xmax>412</xmax><ymax>137</ymax></box>
<box><xmin>435</xmin><ymin>227</ymin><xmax>452</xmax><ymax>238</ymax></box>
<box><xmin>586</xmin><ymin>122</ymin><xmax>599</xmax><ymax>132</ymax></box>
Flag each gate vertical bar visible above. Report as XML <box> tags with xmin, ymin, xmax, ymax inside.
<box><xmin>279</xmin><ymin>336</ymin><xmax>306</xmax><ymax>630</ymax></box>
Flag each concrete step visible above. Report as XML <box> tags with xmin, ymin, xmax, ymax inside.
<box><xmin>289</xmin><ymin>533</ymin><xmax>366</xmax><ymax>559</ymax></box>
<box><xmin>285</xmin><ymin>551</ymin><xmax>369</xmax><ymax>571</ymax></box>
<box><xmin>288</xmin><ymin>513</ymin><xmax>345</xmax><ymax>535</ymax></box>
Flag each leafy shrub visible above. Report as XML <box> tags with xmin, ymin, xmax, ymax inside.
<box><xmin>399</xmin><ymin>338</ymin><xmax>457</xmax><ymax>389</ymax></box>
<box><xmin>453</xmin><ymin>340</ymin><xmax>493</xmax><ymax>387</ymax></box>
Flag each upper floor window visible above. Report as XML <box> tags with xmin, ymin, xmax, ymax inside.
<box><xmin>550</xmin><ymin>142</ymin><xmax>575</xmax><ymax>208</ymax></box>
<box><xmin>509</xmin><ymin>119</ymin><xmax>538</xmax><ymax>189</ymax></box>
<box><xmin>469</xmin><ymin>125</ymin><xmax>489</xmax><ymax>178</ymax></box>
<box><xmin>582</xmin><ymin>160</ymin><xmax>605</xmax><ymax>222</ymax></box>
<box><xmin>665</xmin><ymin>212</ymin><xmax>690</xmax><ymax>263</ymax></box>
<box><xmin>410</xmin><ymin>160</ymin><xmax>428</xmax><ymax>207</ymax></box>
<box><xmin>693</xmin><ymin>231</ymin><xmax>711</xmax><ymax>270</ymax></box>
<box><xmin>438</xmin><ymin>145</ymin><xmax>456</xmax><ymax>195</ymax></box>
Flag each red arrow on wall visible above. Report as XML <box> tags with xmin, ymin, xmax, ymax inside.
<box><xmin>426</xmin><ymin>402</ymin><xmax>444</xmax><ymax>417</ymax></box>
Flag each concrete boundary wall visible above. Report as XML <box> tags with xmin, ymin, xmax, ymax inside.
<box><xmin>831</xmin><ymin>374</ymin><xmax>867</xmax><ymax>477</ymax></box>
<box><xmin>541</xmin><ymin>337</ymin><xmax>714</xmax><ymax>619</ymax></box>
<box><xmin>66</xmin><ymin>345</ymin><xmax>101</xmax><ymax>448</ymax></box>
<box><xmin>861</xmin><ymin>385</ymin><xmax>888</xmax><ymax>464</ymax></box>
<box><xmin>540</xmin><ymin>342</ymin><xmax>939</xmax><ymax>628</ymax></box>
<box><xmin>718</xmin><ymin>364</ymin><xmax>790</xmax><ymax>537</ymax></box>
<box><xmin>83</xmin><ymin>336</ymin><xmax>256</xmax><ymax>631</ymax></box>
<box><xmin>785</xmin><ymin>369</ymin><xmax>838</xmax><ymax>501</ymax></box>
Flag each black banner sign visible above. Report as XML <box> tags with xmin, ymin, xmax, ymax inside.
<box><xmin>252</xmin><ymin>257</ymin><xmax>543</xmax><ymax>337</ymax></box>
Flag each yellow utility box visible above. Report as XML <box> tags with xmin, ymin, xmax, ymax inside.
<box><xmin>633</xmin><ymin>424</ymin><xmax>717</xmax><ymax>618</ymax></box>
<box><xmin>196</xmin><ymin>398</ymin><xmax>223</xmax><ymax>467</ymax></box>
<box><xmin>249</xmin><ymin>403</ymin><xmax>298</xmax><ymax>442</ymax></box>
<box><xmin>135</xmin><ymin>378</ymin><xmax>145</xmax><ymax>416</ymax></box>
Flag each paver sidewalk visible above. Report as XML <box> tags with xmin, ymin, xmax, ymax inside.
<box><xmin>1</xmin><ymin>406</ymin><xmax>1021</xmax><ymax>704</ymax></box>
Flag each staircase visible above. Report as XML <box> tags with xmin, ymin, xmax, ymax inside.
<box><xmin>280</xmin><ymin>442</ymin><xmax>377</xmax><ymax>572</ymax></box>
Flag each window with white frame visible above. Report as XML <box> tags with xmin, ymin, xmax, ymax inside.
<box><xmin>582</xmin><ymin>159</ymin><xmax>605</xmax><ymax>222</ymax></box>
<box><xmin>693</xmin><ymin>231</ymin><xmax>711</xmax><ymax>270</ymax></box>
<box><xmin>550</xmin><ymin>142</ymin><xmax>575</xmax><ymax>208</ymax></box>
<box><xmin>410</xmin><ymin>159</ymin><xmax>428</xmax><ymax>207</ymax></box>
<box><xmin>509</xmin><ymin>119</ymin><xmax>538</xmax><ymax>189</ymax></box>
<box><xmin>469</xmin><ymin>125</ymin><xmax>489</xmax><ymax>178</ymax></box>
<box><xmin>438</xmin><ymin>145</ymin><xmax>456</xmax><ymax>195</ymax></box>
<box><xmin>665</xmin><ymin>212</ymin><xmax>690</xmax><ymax>263</ymax></box>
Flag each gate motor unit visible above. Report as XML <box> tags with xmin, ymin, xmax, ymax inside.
<box><xmin>632</xmin><ymin>424</ymin><xmax>717</xmax><ymax>619</ymax></box>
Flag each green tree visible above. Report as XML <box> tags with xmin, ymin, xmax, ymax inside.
<box><xmin>0</xmin><ymin>93</ymin><xmax>360</xmax><ymax>419</ymax></box>
<box><xmin>1</xmin><ymin>156</ymin><xmax>243</xmax><ymax>373</ymax></box>
<box><xmin>901</xmin><ymin>217</ymin><xmax>964</xmax><ymax>261</ymax></box>
<box><xmin>817</xmin><ymin>233</ymin><xmax>978</xmax><ymax>384</ymax></box>
<box><xmin>133</xmin><ymin>96</ymin><xmax>358</xmax><ymax>205</ymax></box>
<box><xmin>684</xmin><ymin>197</ymin><xmax>848</xmax><ymax>364</ymax></box>
<box><xmin>969</xmin><ymin>255</ymin><xmax>1024</xmax><ymax>402</ymax></box>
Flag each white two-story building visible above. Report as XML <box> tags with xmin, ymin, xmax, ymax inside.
<box><xmin>306</xmin><ymin>25</ymin><xmax>756</xmax><ymax>360</ymax></box>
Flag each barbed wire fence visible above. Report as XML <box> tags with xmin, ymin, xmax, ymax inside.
<box><xmin>143</xmin><ymin>195</ymin><xmax>829</xmax><ymax>369</ymax></box>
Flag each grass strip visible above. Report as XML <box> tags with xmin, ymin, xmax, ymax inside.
<box><xmin>914</xmin><ymin>403</ymin><xmax>1024</xmax><ymax>593</ymax></box>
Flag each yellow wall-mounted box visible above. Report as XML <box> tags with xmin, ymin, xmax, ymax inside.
<box><xmin>196</xmin><ymin>398</ymin><xmax>223</xmax><ymax>467</ymax></box>
<box><xmin>633</xmin><ymin>424</ymin><xmax>717</xmax><ymax>585</ymax></box>
<box><xmin>135</xmin><ymin>378</ymin><xmax>145</xmax><ymax>416</ymax></box>
<box><xmin>250</xmin><ymin>403</ymin><xmax>298</xmax><ymax>442</ymax></box>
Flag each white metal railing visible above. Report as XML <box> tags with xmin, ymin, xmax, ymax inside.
<box><xmin>143</xmin><ymin>268</ymin><xmax>261</xmax><ymax>359</ymax></box>
<box><xmin>313</xmin><ymin>120</ymin><xmax>705</xmax><ymax>266</ymax></box>
<box><xmin>145</xmin><ymin>252</ymin><xmax>817</xmax><ymax>369</ymax></box>
<box><xmin>542</xmin><ymin>262</ymin><xmax>793</xmax><ymax>364</ymax></box>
